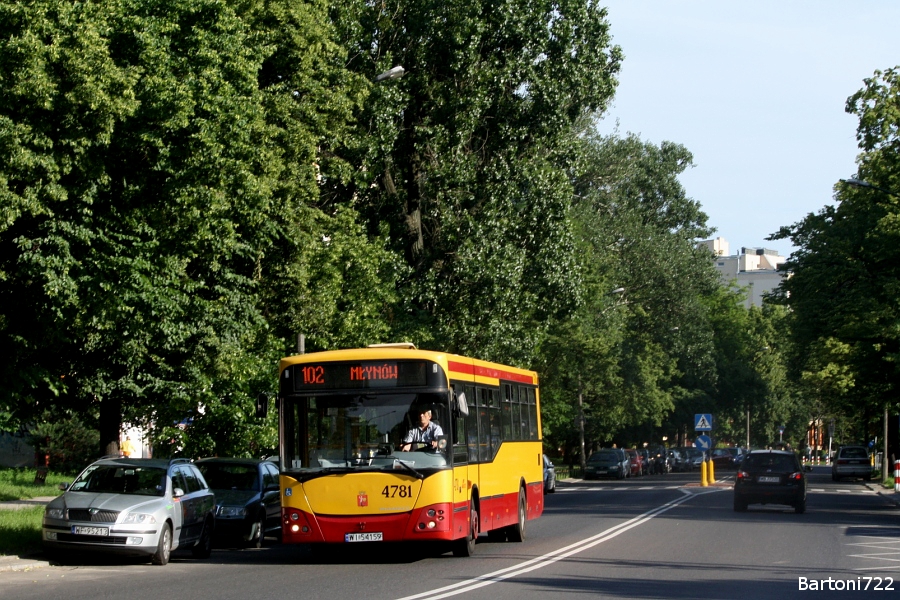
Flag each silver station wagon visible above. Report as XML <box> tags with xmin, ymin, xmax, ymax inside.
<box><xmin>42</xmin><ymin>457</ymin><xmax>216</xmax><ymax>565</ymax></box>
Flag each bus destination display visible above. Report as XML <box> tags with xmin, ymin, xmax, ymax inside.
<box><xmin>287</xmin><ymin>360</ymin><xmax>439</xmax><ymax>391</ymax></box>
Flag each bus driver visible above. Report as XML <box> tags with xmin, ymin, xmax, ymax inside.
<box><xmin>400</xmin><ymin>407</ymin><xmax>443</xmax><ymax>451</ymax></box>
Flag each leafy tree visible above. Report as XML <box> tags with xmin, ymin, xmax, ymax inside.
<box><xmin>332</xmin><ymin>0</ymin><xmax>623</xmax><ymax>365</ymax></box>
<box><xmin>0</xmin><ymin>0</ymin><xmax>371</xmax><ymax>455</ymax></box>
<box><xmin>772</xmin><ymin>67</ymin><xmax>900</xmax><ymax>450</ymax></box>
<box><xmin>539</xmin><ymin>130</ymin><xmax>722</xmax><ymax>459</ymax></box>
<box><xmin>29</xmin><ymin>411</ymin><xmax>100</xmax><ymax>475</ymax></box>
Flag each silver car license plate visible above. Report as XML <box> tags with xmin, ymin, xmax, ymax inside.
<box><xmin>72</xmin><ymin>526</ymin><xmax>109</xmax><ymax>536</ymax></box>
<box><xmin>345</xmin><ymin>532</ymin><xmax>383</xmax><ymax>542</ymax></box>
<box><xmin>757</xmin><ymin>476</ymin><xmax>779</xmax><ymax>483</ymax></box>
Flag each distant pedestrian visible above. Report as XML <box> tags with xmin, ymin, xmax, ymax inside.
<box><xmin>121</xmin><ymin>436</ymin><xmax>135</xmax><ymax>458</ymax></box>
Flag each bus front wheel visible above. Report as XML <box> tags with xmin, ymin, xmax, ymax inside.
<box><xmin>452</xmin><ymin>503</ymin><xmax>478</xmax><ymax>557</ymax></box>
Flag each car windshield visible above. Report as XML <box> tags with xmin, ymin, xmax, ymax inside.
<box><xmin>283</xmin><ymin>393</ymin><xmax>451</xmax><ymax>471</ymax></box>
<box><xmin>198</xmin><ymin>464</ymin><xmax>259</xmax><ymax>491</ymax></box>
<box><xmin>69</xmin><ymin>465</ymin><xmax>167</xmax><ymax>497</ymax></box>
<box><xmin>745</xmin><ymin>454</ymin><xmax>797</xmax><ymax>472</ymax></box>
<box><xmin>841</xmin><ymin>447</ymin><xmax>868</xmax><ymax>459</ymax></box>
<box><xmin>589</xmin><ymin>452</ymin><xmax>618</xmax><ymax>463</ymax></box>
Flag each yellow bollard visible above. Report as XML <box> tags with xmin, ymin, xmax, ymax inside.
<box><xmin>700</xmin><ymin>459</ymin><xmax>708</xmax><ymax>487</ymax></box>
<box><xmin>708</xmin><ymin>457</ymin><xmax>715</xmax><ymax>483</ymax></box>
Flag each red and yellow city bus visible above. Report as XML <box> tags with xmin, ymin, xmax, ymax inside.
<box><xmin>277</xmin><ymin>343</ymin><xmax>544</xmax><ymax>556</ymax></box>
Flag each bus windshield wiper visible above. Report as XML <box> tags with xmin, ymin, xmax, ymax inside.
<box><xmin>392</xmin><ymin>458</ymin><xmax>425</xmax><ymax>480</ymax></box>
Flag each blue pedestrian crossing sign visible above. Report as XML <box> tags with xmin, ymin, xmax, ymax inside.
<box><xmin>694</xmin><ymin>413</ymin><xmax>713</xmax><ymax>431</ymax></box>
<box><xmin>695</xmin><ymin>435</ymin><xmax>712</xmax><ymax>449</ymax></box>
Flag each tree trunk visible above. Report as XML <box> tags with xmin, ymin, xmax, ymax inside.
<box><xmin>99</xmin><ymin>396</ymin><xmax>122</xmax><ymax>457</ymax></box>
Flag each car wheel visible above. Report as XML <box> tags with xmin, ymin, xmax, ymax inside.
<box><xmin>506</xmin><ymin>488</ymin><xmax>527</xmax><ymax>543</ymax></box>
<box><xmin>249</xmin><ymin>512</ymin><xmax>266</xmax><ymax>549</ymax></box>
<box><xmin>548</xmin><ymin>477</ymin><xmax>556</xmax><ymax>493</ymax></box>
<box><xmin>795</xmin><ymin>499</ymin><xmax>806</xmax><ymax>514</ymax></box>
<box><xmin>151</xmin><ymin>523</ymin><xmax>172</xmax><ymax>566</ymax></box>
<box><xmin>453</xmin><ymin>502</ymin><xmax>478</xmax><ymax>557</ymax></box>
<box><xmin>733</xmin><ymin>498</ymin><xmax>748</xmax><ymax>512</ymax></box>
<box><xmin>192</xmin><ymin>517</ymin><xmax>213</xmax><ymax>559</ymax></box>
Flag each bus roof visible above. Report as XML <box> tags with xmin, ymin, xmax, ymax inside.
<box><xmin>279</xmin><ymin>347</ymin><xmax>538</xmax><ymax>386</ymax></box>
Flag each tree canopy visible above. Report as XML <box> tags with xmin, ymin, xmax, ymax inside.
<box><xmin>0</xmin><ymin>0</ymin><xmax>809</xmax><ymax>461</ymax></box>
<box><xmin>772</xmin><ymin>67</ymin><xmax>900</xmax><ymax>449</ymax></box>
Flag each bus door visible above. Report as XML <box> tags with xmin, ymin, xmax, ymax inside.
<box><xmin>452</xmin><ymin>385</ymin><xmax>477</xmax><ymax>537</ymax></box>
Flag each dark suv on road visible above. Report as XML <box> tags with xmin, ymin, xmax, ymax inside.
<box><xmin>43</xmin><ymin>457</ymin><xmax>216</xmax><ymax>565</ymax></box>
<box><xmin>734</xmin><ymin>450</ymin><xmax>806</xmax><ymax>514</ymax></box>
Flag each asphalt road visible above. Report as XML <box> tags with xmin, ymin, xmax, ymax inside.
<box><xmin>4</xmin><ymin>466</ymin><xmax>898</xmax><ymax>600</ymax></box>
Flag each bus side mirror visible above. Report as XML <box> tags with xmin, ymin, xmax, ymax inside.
<box><xmin>256</xmin><ymin>393</ymin><xmax>269</xmax><ymax>419</ymax></box>
<box><xmin>455</xmin><ymin>392</ymin><xmax>469</xmax><ymax>417</ymax></box>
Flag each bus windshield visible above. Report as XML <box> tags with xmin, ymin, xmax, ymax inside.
<box><xmin>283</xmin><ymin>393</ymin><xmax>451</xmax><ymax>472</ymax></box>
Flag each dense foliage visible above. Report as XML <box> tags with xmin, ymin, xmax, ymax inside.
<box><xmin>0</xmin><ymin>0</ymin><xmax>825</xmax><ymax>462</ymax></box>
<box><xmin>773</xmin><ymin>68</ymin><xmax>900</xmax><ymax>452</ymax></box>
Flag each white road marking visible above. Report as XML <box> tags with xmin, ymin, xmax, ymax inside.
<box><xmin>394</xmin><ymin>489</ymin><xmax>724</xmax><ymax>600</ymax></box>
<box><xmin>557</xmin><ymin>486</ymin><xmax>680</xmax><ymax>492</ymax></box>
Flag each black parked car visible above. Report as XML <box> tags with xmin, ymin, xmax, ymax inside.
<box><xmin>195</xmin><ymin>458</ymin><xmax>281</xmax><ymax>548</ymax></box>
<box><xmin>734</xmin><ymin>450</ymin><xmax>806</xmax><ymax>514</ymax></box>
<box><xmin>584</xmin><ymin>448</ymin><xmax>629</xmax><ymax>480</ymax></box>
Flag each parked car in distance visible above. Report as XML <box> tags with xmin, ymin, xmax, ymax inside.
<box><xmin>584</xmin><ymin>448</ymin><xmax>629</xmax><ymax>480</ymax></box>
<box><xmin>43</xmin><ymin>457</ymin><xmax>216</xmax><ymax>565</ymax></box>
<box><xmin>543</xmin><ymin>455</ymin><xmax>556</xmax><ymax>493</ymax></box>
<box><xmin>624</xmin><ymin>449</ymin><xmax>643</xmax><ymax>477</ymax></box>
<box><xmin>638</xmin><ymin>449</ymin><xmax>652</xmax><ymax>475</ymax></box>
<box><xmin>668</xmin><ymin>448</ymin><xmax>688</xmax><ymax>472</ymax></box>
<box><xmin>734</xmin><ymin>450</ymin><xmax>807</xmax><ymax>513</ymax></box>
<box><xmin>195</xmin><ymin>457</ymin><xmax>281</xmax><ymax>548</ymax></box>
<box><xmin>684</xmin><ymin>447</ymin><xmax>706</xmax><ymax>471</ymax></box>
<box><xmin>711</xmin><ymin>447</ymin><xmax>739</xmax><ymax>471</ymax></box>
<box><xmin>831</xmin><ymin>445</ymin><xmax>873</xmax><ymax>481</ymax></box>
<box><xmin>646</xmin><ymin>445</ymin><xmax>670</xmax><ymax>474</ymax></box>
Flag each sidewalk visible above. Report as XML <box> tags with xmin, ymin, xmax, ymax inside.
<box><xmin>0</xmin><ymin>496</ymin><xmax>55</xmax><ymax>573</ymax></box>
<box><xmin>0</xmin><ymin>496</ymin><xmax>56</xmax><ymax>510</ymax></box>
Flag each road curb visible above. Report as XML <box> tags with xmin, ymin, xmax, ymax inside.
<box><xmin>0</xmin><ymin>554</ymin><xmax>50</xmax><ymax>573</ymax></box>
<box><xmin>865</xmin><ymin>481</ymin><xmax>900</xmax><ymax>505</ymax></box>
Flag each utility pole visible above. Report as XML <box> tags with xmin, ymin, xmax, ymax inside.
<box><xmin>578</xmin><ymin>383</ymin><xmax>586</xmax><ymax>472</ymax></box>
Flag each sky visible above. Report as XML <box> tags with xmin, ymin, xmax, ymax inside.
<box><xmin>594</xmin><ymin>1</ymin><xmax>900</xmax><ymax>258</ymax></box>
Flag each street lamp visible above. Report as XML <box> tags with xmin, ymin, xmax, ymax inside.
<box><xmin>840</xmin><ymin>178</ymin><xmax>900</xmax><ymax>199</ymax></box>
<box><xmin>374</xmin><ymin>66</ymin><xmax>405</xmax><ymax>83</ymax></box>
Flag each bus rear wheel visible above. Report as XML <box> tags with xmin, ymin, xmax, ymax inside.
<box><xmin>506</xmin><ymin>488</ymin><xmax>526</xmax><ymax>543</ymax></box>
<box><xmin>453</xmin><ymin>503</ymin><xmax>478</xmax><ymax>557</ymax></box>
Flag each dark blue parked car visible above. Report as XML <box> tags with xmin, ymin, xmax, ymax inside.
<box><xmin>195</xmin><ymin>458</ymin><xmax>281</xmax><ymax>548</ymax></box>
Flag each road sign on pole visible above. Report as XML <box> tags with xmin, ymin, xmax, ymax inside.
<box><xmin>695</xmin><ymin>414</ymin><xmax>713</xmax><ymax>431</ymax></box>
<box><xmin>695</xmin><ymin>435</ymin><xmax>712</xmax><ymax>449</ymax></box>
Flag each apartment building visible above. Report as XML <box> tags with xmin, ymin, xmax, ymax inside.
<box><xmin>701</xmin><ymin>237</ymin><xmax>786</xmax><ymax>308</ymax></box>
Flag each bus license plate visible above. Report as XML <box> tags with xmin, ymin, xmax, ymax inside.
<box><xmin>73</xmin><ymin>526</ymin><xmax>109</xmax><ymax>536</ymax></box>
<box><xmin>345</xmin><ymin>532</ymin><xmax>383</xmax><ymax>542</ymax></box>
<box><xmin>757</xmin><ymin>476</ymin><xmax>779</xmax><ymax>483</ymax></box>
